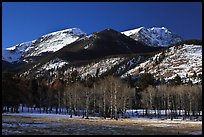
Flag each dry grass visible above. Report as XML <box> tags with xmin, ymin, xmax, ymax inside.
<box><xmin>2</xmin><ymin>115</ymin><xmax>202</xmax><ymax>135</ymax></box>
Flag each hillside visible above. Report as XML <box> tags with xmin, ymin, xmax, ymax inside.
<box><xmin>121</xmin><ymin>40</ymin><xmax>202</xmax><ymax>84</ymax></box>
<box><xmin>20</xmin><ymin>29</ymin><xmax>162</xmax><ymax>79</ymax></box>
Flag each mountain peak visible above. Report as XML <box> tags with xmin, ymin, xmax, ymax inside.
<box><xmin>2</xmin><ymin>26</ymin><xmax>182</xmax><ymax>64</ymax></box>
<box><xmin>122</xmin><ymin>26</ymin><xmax>182</xmax><ymax>47</ymax></box>
<box><xmin>56</xmin><ymin>27</ymin><xmax>85</xmax><ymax>35</ymax></box>
<box><xmin>41</xmin><ymin>27</ymin><xmax>86</xmax><ymax>38</ymax></box>
<box><xmin>121</xmin><ymin>27</ymin><xmax>145</xmax><ymax>36</ymax></box>
<box><xmin>2</xmin><ymin>27</ymin><xmax>87</xmax><ymax>63</ymax></box>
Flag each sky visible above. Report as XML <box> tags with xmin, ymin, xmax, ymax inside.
<box><xmin>2</xmin><ymin>2</ymin><xmax>202</xmax><ymax>48</ymax></box>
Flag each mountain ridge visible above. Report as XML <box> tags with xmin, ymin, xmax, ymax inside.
<box><xmin>122</xmin><ymin>26</ymin><xmax>182</xmax><ymax>47</ymax></box>
<box><xmin>2</xmin><ymin>26</ymin><xmax>181</xmax><ymax>64</ymax></box>
<box><xmin>2</xmin><ymin>28</ymin><xmax>86</xmax><ymax>63</ymax></box>
<box><xmin>2</xmin><ymin>27</ymin><xmax>201</xmax><ymax>84</ymax></box>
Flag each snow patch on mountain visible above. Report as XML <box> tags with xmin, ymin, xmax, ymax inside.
<box><xmin>25</xmin><ymin>28</ymin><xmax>86</xmax><ymax>57</ymax></box>
<box><xmin>122</xmin><ymin>44</ymin><xmax>202</xmax><ymax>84</ymax></box>
<box><xmin>72</xmin><ymin>57</ymin><xmax>126</xmax><ymax>78</ymax></box>
<box><xmin>60</xmin><ymin>57</ymin><xmax>126</xmax><ymax>79</ymax></box>
<box><xmin>122</xmin><ymin>27</ymin><xmax>182</xmax><ymax>47</ymax></box>
<box><xmin>2</xmin><ymin>28</ymin><xmax>86</xmax><ymax>63</ymax></box>
<box><xmin>122</xmin><ymin>27</ymin><xmax>144</xmax><ymax>36</ymax></box>
<box><xmin>40</xmin><ymin>58</ymin><xmax>69</xmax><ymax>71</ymax></box>
<box><xmin>23</xmin><ymin>57</ymin><xmax>126</xmax><ymax>80</ymax></box>
<box><xmin>2</xmin><ymin>40</ymin><xmax>36</xmax><ymax>63</ymax></box>
<box><xmin>21</xmin><ymin>58</ymin><xmax>69</xmax><ymax>79</ymax></box>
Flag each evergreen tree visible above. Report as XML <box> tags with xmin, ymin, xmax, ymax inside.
<box><xmin>136</xmin><ymin>73</ymin><xmax>155</xmax><ymax>91</ymax></box>
<box><xmin>170</xmin><ymin>74</ymin><xmax>182</xmax><ymax>85</ymax></box>
<box><xmin>2</xmin><ymin>70</ymin><xmax>20</xmax><ymax>112</ymax></box>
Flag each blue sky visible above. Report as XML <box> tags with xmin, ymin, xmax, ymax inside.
<box><xmin>2</xmin><ymin>2</ymin><xmax>202</xmax><ymax>48</ymax></box>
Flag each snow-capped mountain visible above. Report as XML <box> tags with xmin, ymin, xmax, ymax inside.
<box><xmin>122</xmin><ymin>27</ymin><xmax>182</xmax><ymax>47</ymax></box>
<box><xmin>2</xmin><ymin>26</ymin><xmax>202</xmax><ymax>85</ymax></box>
<box><xmin>2</xmin><ymin>40</ymin><xmax>36</xmax><ymax>63</ymax></box>
<box><xmin>19</xmin><ymin>28</ymin><xmax>161</xmax><ymax>79</ymax></box>
<box><xmin>2</xmin><ymin>28</ymin><xmax>86</xmax><ymax>63</ymax></box>
<box><xmin>121</xmin><ymin>41</ymin><xmax>202</xmax><ymax>84</ymax></box>
<box><xmin>2</xmin><ymin>26</ymin><xmax>182</xmax><ymax>64</ymax></box>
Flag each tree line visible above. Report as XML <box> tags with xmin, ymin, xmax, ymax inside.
<box><xmin>2</xmin><ymin>70</ymin><xmax>202</xmax><ymax>120</ymax></box>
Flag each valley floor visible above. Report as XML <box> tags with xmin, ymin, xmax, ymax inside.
<box><xmin>2</xmin><ymin>113</ymin><xmax>202</xmax><ymax>135</ymax></box>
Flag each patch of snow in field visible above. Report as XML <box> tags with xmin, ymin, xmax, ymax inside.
<box><xmin>2</xmin><ymin>123</ymin><xmax>18</xmax><ymax>128</ymax></box>
<box><xmin>2</xmin><ymin>112</ymin><xmax>202</xmax><ymax>125</ymax></box>
<box><xmin>145</xmin><ymin>123</ymin><xmax>178</xmax><ymax>127</ymax></box>
<box><xmin>2</xmin><ymin>129</ymin><xmax>22</xmax><ymax>135</ymax></box>
<box><xmin>2</xmin><ymin>112</ymin><xmax>101</xmax><ymax>120</ymax></box>
<box><xmin>190</xmin><ymin>131</ymin><xmax>202</xmax><ymax>135</ymax></box>
<box><xmin>127</xmin><ymin>117</ymin><xmax>202</xmax><ymax>125</ymax></box>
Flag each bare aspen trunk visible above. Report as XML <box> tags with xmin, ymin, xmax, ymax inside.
<box><xmin>56</xmin><ymin>106</ymin><xmax>58</xmax><ymax>114</ymax></box>
<box><xmin>39</xmin><ymin>107</ymin><xmax>41</xmax><ymax>114</ymax></box>
<box><xmin>103</xmin><ymin>89</ymin><xmax>106</xmax><ymax>119</ymax></box>
<box><xmin>21</xmin><ymin>104</ymin><xmax>24</xmax><ymax>112</ymax></box>
<box><xmin>74</xmin><ymin>90</ymin><xmax>77</xmax><ymax>116</ymax></box>
<box><xmin>93</xmin><ymin>84</ymin><xmax>96</xmax><ymax>116</ymax></box>
<box><xmin>114</xmin><ymin>87</ymin><xmax>118</xmax><ymax>120</ymax></box>
<box><xmin>46</xmin><ymin>106</ymin><xmax>48</xmax><ymax>114</ymax></box>
<box><xmin>98</xmin><ymin>102</ymin><xmax>101</xmax><ymax>117</ymax></box>
<box><xmin>82</xmin><ymin>109</ymin><xmax>85</xmax><ymax>119</ymax></box>
<box><xmin>86</xmin><ymin>93</ymin><xmax>89</xmax><ymax>119</ymax></box>
<box><xmin>50</xmin><ymin>106</ymin><xmax>52</xmax><ymax>113</ymax></box>
<box><xmin>6</xmin><ymin>106</ymin><xmax>9</xmax><ymax>112</ymax></box>
<box><xmin>110</xmin><ymin>90</ymin><xmax>113</xmax><ymax>119</ymax></box>
<box><xmin>93</xmin><ymin>98</ymin><xmax>96</xmax><ymax>116</ymax></box>
<box><xmin>123</xmin><ymin>99</ymin><xmax>126</xmax><ymax>118</ymax></box>
<box><xmin>66</xmin><ymin>106</ymin><xmax>69</xmax><ymax>114</ymax></box>
<box><xmin>27</xmin><ymin>106</ymin><xmax>30</xmax><ymax>112</ymax></box>
<box><xmin>58</xmin><ymin>90</ymin><xmax>61</xmax><ymax>114</ymax></box>
<box><xmin>43</xmin><ymin>106</ymin><xmax>45</xmax><ymax>113</ymax></box>
<box><xmin>69</xmin><ymin>94</ymin><xmax>72</xmax><ymax>118</ymax></box>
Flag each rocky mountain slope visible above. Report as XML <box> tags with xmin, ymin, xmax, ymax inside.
<box><xmin>2</xmin><ymin>27</ymin><xmax>201</xmax><ymax>84</ymax></box>
<box><xmin>122</xmin><ymin>27</ymin><xmax>182</xmax><ymax>47</ymax></box>
<box><xmin>121</xmin><ymin>40</ymin><xmax>202</xmax><ymax>84</ymax></box>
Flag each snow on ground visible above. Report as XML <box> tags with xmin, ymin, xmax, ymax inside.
<box><xmin>2</xmin><ymin>109</ymin><xmax>202</xmax><ymax>135</ymax></box>
<box><xmin>2</xmin><ymin>129</ymin><xmax>22</xmax><ymax>135</ymax></box>
<box><xmin>2</xmin><ymin>110</ymin><xmax>202</xmax><ymax>125</ymax></box>
<box><xmin>3</xmin><ymin>105</ymin><xmax>202</xmax><ymax>123</ymax></box>
<box><xmin>127</xmin><ymin>117</ymin><xmax>202</xmax><ymax>125</ymax></box>
<box><xmin>190</xmin><ymin>131</ymin><xmax>202</xmax><ymax>135</ymax></box>
<box><xmin>2</xmin><ymin>113</ymin><xmax>99</xmax><ymax>119</ymax></box>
